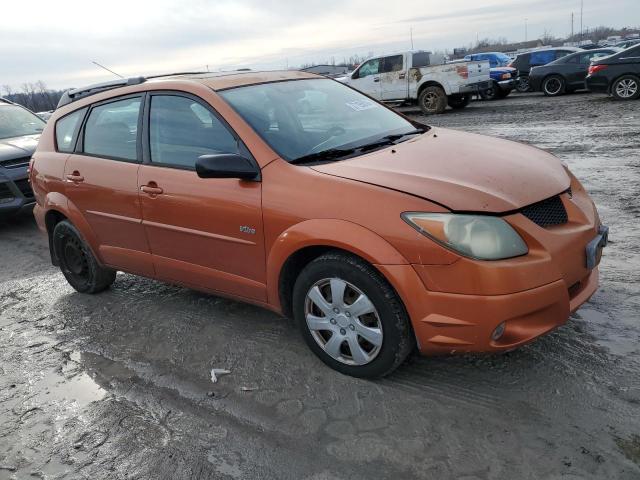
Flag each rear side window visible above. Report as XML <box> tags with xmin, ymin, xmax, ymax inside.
<box><xmin>84</xmin><ymin>97</ymin><xmax>141</xmax><ymax>161</ymax></box>
<box><xmin>149</xmin><ymin>95</ymin><xmax>239</xmax><ymax>169</ymax></box>
<box><xmin>555</xmin><ymin>50</ymin><xmax>573</xmax><ymax>59</ymax></box>
<box><xmin>55</xmin><ymin>108</ymin><xmax>86</xmax><ymax>152</ymax></box>
<box><xmin>412</xmin><ymin>52</ymin><xmax>431</xmax><ymax>67</ymax></box>
<box><xmin>530</xmin><ymin>51</ymin><xmax>555</xmax><ymax>65</ymax></box>
<box><xmin>380</xmin><ymin>55</ymin><xmax>404</xmax><ymax>73</ymax></box>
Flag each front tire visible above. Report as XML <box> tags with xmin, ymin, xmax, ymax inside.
<box><xmin>479</xmin><ymin>81</ymin><xmax>500</xmax><ymax>100</ymax></box>
<box><xmin>447</xmin><ymin>94</ymin><xmax>472</xmax><ymax>109</ymax></box>
<box><xmin>418</xmin><ymin>86</ymin><xmax>447</xmax><ymax>115</ymax></box>
<box><xmin>292</xmin><ymin>252</ymin><xmax>414</xmax><ymax>378</ymax></box>
<box><xmin>542</xmin><ymin>75</ymin><xmax>566</xmax><ymax>97</ymax></box>
<box><xmin>611</xmin><ymin>75</ymin><xmax>640</xmax><ymax>100</ymax></box>
<box><xmin>52</xmin><ymin>220</ymin><xmax>116</xmax><ymax>293</ymax></box>
<box><xmin>515</xmin><ymin>76</ymin><xmax>530</xmax><ymax>93</ymax></box>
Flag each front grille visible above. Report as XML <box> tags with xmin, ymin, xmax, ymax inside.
<box><xmin>14</xmin><ymin>179</ymin><xmax>33</xmax><ymax>198</ymax></box>
<box><xmin>521</xmin><ymin>195</ymin><xmax>568</xmax><ymax>227</ymax></box>
<box><xmin>0</xmin><ymin>156</ymin><xmax>31</xmax><ymax>169</ymax></box>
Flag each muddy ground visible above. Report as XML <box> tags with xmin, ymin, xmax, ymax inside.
<box><xmin>1</xmin><ymin>92</ymin><xmax>639</xmax><ymax>479</ymax></box>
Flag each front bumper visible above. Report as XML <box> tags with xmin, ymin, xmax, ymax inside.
<box><xmin>0</xmin><ymin>170</ymin><xmax>35</xmax><ymax>219</ymax></box>
<box><xmin>586</xmin><ymin>75</ymin><xmax>609</xmax><ymax>93</ymax></box>
<box><xmin>497</xmin><ymin>79</ymin><xmax>515</xmax><ymax>91</ymax></box>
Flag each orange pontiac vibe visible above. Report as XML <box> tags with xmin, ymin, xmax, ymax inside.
<box><xmin>30</xmin><ymin>71</ymin><xmax>608</xmax><ymax>377</ymax></box>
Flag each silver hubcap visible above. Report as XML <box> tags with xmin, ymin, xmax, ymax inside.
<box><xmin>545</xmin><ymin>78</ymin><xmax>562</xmax><ymax>95</ymax></box>
<box><xmin>304</xmin><ymin>278</ymin><xmax>383</xmax><ymax>366</ymax></box>
<box><xmin>616</xmin><ymin>79</ymin><xmax>638</xmax><ymax>98</ymax></box>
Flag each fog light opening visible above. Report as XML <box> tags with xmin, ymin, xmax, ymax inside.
<box><xmin>492</xmin><ymin>322</ymin><xmax>506</xmax><ymax>341</ymax></box>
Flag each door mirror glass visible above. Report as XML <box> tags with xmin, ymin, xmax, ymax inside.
<box><xmin>195</xmin><ymin>153</ymin><xmax>259</xmax><ymax>180</ymax></box>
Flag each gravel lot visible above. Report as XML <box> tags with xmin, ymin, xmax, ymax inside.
<box><xmin>1</xmin><ymin>92</ymin><xmax>639</xmax><ymax>480</ymax></box>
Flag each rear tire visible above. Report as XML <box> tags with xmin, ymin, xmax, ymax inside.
<box><xmin>542</xmin><ymin>75</ymin><xmax>566</xmax><ymax>97</ymax></box>
<box><xmin>292</xmin><ymin>252</ymin><xmax>414</xmax><ymax>378</ymax></box>
<box><xmin>52</xmin><ymin>220</ymin><xmax>116</xmax><ymax>293</ymax></box>
<box><xmin>418</xmin><ymin>86</ymin><xmax>447</xmax><ymax>115</ymax></box>
<box><xmin>447</xmin><ymin>94</ymin><xmax>472</xmax><ymax>109</ymax></box>
<box><xmin>611</xmin><ymin>75</ymin><xmax>640</xmax><ymax>100</ymax></box>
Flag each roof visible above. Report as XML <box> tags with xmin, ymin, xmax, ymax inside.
<box><xmin>153</xmin><ymin>70</ymin><xmax>318</xmax><ymax>90</ymax></box>
<box><xmin>56</xmin><ymin>70</ymin><xmax>320</xmax><ymax>108</ymax></box>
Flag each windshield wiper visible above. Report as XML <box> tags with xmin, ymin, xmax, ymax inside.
<box><xmin>357</xmin><ymin>129</ymin><xmax>426</xmax><ymax>152</ymax></box>
<box><xmin>290</xmin><ymin>147</ymin><xmax>357</xmax><ymax>165</ymax></box>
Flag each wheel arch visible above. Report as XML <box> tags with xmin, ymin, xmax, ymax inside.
<box><xmin>267</xmin><ymin>219</ymin><xmax>409</xmax><ymax>317</ymax></box>
<box><xmin>417</xmin><ymin>80</ymin><xmax>446</xmax><ymax>97</ymax></box>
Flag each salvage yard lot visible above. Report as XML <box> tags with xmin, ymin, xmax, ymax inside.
<box><xmin>1</xmin><ymin>92</ymin><xmax>639</xmax><ymax>479</ymax></box>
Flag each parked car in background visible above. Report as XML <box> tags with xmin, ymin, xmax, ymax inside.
<box><xmin>463</xmin><ymin>52</ymin><xmax>517</xmax><ymax>100</ymax></box>
<box><xmin>31</xmin><ymin>70</ymin><xmax>606</xmax><ymax>377</ymax></box>
<box><xmin>37</xmin><ymin>110</ymin><xmax>54</xmax><ymax>122</ymax></box>
<box><xmin>613</xmin><ymin>39</ymin><xmax>640</xmax><ymax>50</ymax></box>
<box><xmin>0</xmin><ymin>98</ymin><xmax>45</xmax><ymax>219</ymax></box>
<box><xmin>338</xmin><ymin>50</ymin><xmax>490</xmax><ymax>114</ymax></box>
<box><xmin>509</xmin><ymin>47</ymin><xmax>582</xmax><ymax>92</ymax></box>
<box><xmin>586</xmin><ymin>44</ymin><xmax>640</xmax><ymax>100</ymax></box>
<box><xmin>529</xmin><ymin>48</ymin><xmax>620</xmax><ymax>96</ymax></box>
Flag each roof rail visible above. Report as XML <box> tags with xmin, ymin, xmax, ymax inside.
<box><xmin>56</xmin><ymin>76</ymin><xmax>146</xmax><ymax>109</ymax></box>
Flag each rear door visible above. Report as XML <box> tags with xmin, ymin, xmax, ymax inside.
<box><xmin>349</xmin><ymin>58</ymin><xmax>382</xmax><ymax>99</ymax></box>
<box><xmin>380</xmin><ymin>54</ymin><xmax>407</xmax><ymax>100</ymax></box>
<box><xmin>64</xmin><ymin>95</ymin><xmax>154</xmax><ymax>277</ymax></box>
<box><xmin>138</xmin><ymin>92</ymin><xmax>266</xmax><ymax>301</ymax></box>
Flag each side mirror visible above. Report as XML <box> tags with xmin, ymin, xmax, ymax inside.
<box><xmin>195</xmin><ymin>153</ymin><xmax>260</xmax><ymax>180</ymax></box>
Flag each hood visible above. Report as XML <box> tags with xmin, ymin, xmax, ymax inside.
<box><xmin>0</xmin><ymin>134</ymin><xmax>39</xmax><ymax>163</ymax></box>
<box><xmin>311</xmin><ymin>128</ymin><xmax>570</xmax><ymax>213</ymax></box>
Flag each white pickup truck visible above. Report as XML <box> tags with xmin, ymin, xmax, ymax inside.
<box><xmin>337</xmin><ymin>50</ymin><xmax>491</xmax><ymax>115</ymax></box>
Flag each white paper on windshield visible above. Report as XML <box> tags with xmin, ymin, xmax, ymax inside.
<box><xmin>345</xmin><ymin>100</ymin><xmax>377</xmax><ymax>111</ymax></box>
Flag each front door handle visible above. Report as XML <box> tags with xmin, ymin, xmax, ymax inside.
<box><xmin>66</xmin><ymin>171</ymin><xmax>84</xmax><ymax>183</ymax></box>
<box><xmin>398</xmin><ymin>73</ymin><xmax>406</xmax><ymax>79</ymax></box>
<box><xmin>140</xmin><ymin>184</ymin><xmax>163</xmax><ymax>195</ymax></box>
<box><xmin>373</xmin><ymin>77</ymin><xmax>380</xmax><ymax>83</ymax></box>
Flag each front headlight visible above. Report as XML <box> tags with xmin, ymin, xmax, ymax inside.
<box><xmin>401</xmin><ymin>212</ymin><xmax>528</xmax><ymax>260</ymax></box>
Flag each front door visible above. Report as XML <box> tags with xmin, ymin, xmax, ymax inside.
<box><xmin>349</xmin><ymin>58</ymin><xmax>382</xmax><ymax>99</ymax></box>
<box><xmin>138</xmin><ymin>93</ymin><xmax>266</xmax><ymax>301</ymax></box>
<box><xmin>64</xmin><ymin>95</ymin><xmax>154</xmax><ymax>277</ymax></box>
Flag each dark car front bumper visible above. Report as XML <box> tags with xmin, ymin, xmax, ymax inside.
<box><xmin>528</xmin><ymin>74</ymin><xmax>544</xmax><ymax>92</ymax></box>
<box><xmin>497</xmin><ymin>79</ymin><xmax>515</xmax><ymax>91</ymax></box>
<box><xmin>0</xmin><ymin>166</ymin><xmax>35</xmax><ymax>219</ymax></box>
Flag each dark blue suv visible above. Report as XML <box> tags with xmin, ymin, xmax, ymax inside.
<box><xmin>463</xmin><ymin>52</ymin><xmax>516</xmax><ymax>100</ymax></box>
<box><xmin>0</xmin><ymin>99</ymin><xmax>44</xmax><ymax>220</ymax></box>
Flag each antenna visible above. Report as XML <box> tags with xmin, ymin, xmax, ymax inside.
<box><xmin>410</xmin><ymin>26</ymin><xmax>414</xmax><ymax>49</ymax></box>
<box><xmin>92</xmin><ymin>61</ymin><xmax>124</xmax><ymax>79</ymax></box>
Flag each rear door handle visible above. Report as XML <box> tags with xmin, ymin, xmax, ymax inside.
<box><xmin>66</xmin><ymin>172</ymin><xmax>84</xmax><ymax>182</ymax></box>
<box><xmin>398</xmin><ymin>73</ymin><xmax>406</xmax><ymax>79</ymax></box>
<box><xmin>373</xmin><ymin>77</ymin><xmax>380</xmax><ymax>82</ymax></box>
<box><xmin>140</xmin><ymin>184</ymin><xmax>163</xmax><ymax>195</ymax></box>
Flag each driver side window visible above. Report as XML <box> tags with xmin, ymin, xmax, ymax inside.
<box><xmin>357</xmin><ymin>59</ymin><xmax>380</xmax><ymax>78</ymax></box>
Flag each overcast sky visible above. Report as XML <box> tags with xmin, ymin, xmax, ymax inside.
<box><xmin>2</xmin><ymin>0</ymin><xmax>639</xmax><ymax>90</ymax></box>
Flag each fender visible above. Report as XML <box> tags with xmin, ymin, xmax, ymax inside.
<box><xmin>42</xmin><ymin>193</ymin><xmax>104</xmax><ymax>265</ymax></box>
<box><xmin>266</xmin><ymin>219</ymin><xmax>409</xmax><ymax>309</ymax></box>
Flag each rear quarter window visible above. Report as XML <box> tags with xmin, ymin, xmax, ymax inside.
<box><xmin>530</xmin><ymin>51</ymin><xmax>556</xmax><ymax>65</ymax></box>
<box><xmin>55</xmin><ymin>108</ymin><xmax>87</xmax><ymax>153</ymax></box>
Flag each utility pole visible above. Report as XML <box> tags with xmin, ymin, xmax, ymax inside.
<box><xmin>580</xmin><ymin>0</ymin><xmax>584</xmax><ymax>43</ymax></box>
<box><xmin>571</xmin><ymin>12</ymin><xmax>574</xmax><ymax>40</ymax></box>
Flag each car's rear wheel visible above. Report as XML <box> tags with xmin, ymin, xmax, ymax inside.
<box><xmin>292</xmin><ymin>252</ymin><xmax>414</xmax><ymax>378</ymax></box>
<box><xmin>611</xmin><ymin>75</ymin><xmax>640</xmax><ymax>100</ymax></box>
<box><xmin>447</xmin><ymin>94</ymin><xmax>472</xmax><ymax>109</ymax></box>
<box><xmin>515</xmin><ymin>76</ymin><xmax>530</xmax><ymax>93</ymax></box>
<box><xmin>53</xmin><ymin>220</ymin><xmax>116</xmax><ymax>293</ymax></box>
<box><xmin>542</xmin><ymin>75</ymin><xmax>566</xmax><ymax>96</ymax></box>
<box><xmin>418</xmin><ymin>86</ymin><xmax>447</xmax><ymax>115</ymax></box>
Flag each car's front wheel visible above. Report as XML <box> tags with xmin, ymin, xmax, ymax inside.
<box><xmin>515</xmin><ymin>76</ymin><xmax>530</xmax><ymax>93</ymax></box>
<box><xmin>53</xmin><ymin>220</ymin><xmax>116</xmax><ymax>293</ymax></box>
<box><xmin>292</xmin><ymin>252</ymin><xmax>414</xmax><ymax>378</ymax></box>
<box><xmin>611</xmin><ymin>75</ymin><xmax>640</xmax><ymax>100</ymax></box>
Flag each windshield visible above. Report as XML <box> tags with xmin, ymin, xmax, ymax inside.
<box><xmin>219</xmin><ymin>78</ymin><xmax>420</xmax><ymax>162</ymax></box>
<box><xmin>494</xmin><ymin>53</ymin><xmax>512</xmax><ymax>67</ymax></box>
<box><xmin>0</xmin><ymin>104</ymin><xmax>46</xmax><ymax>139</ymax></box>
